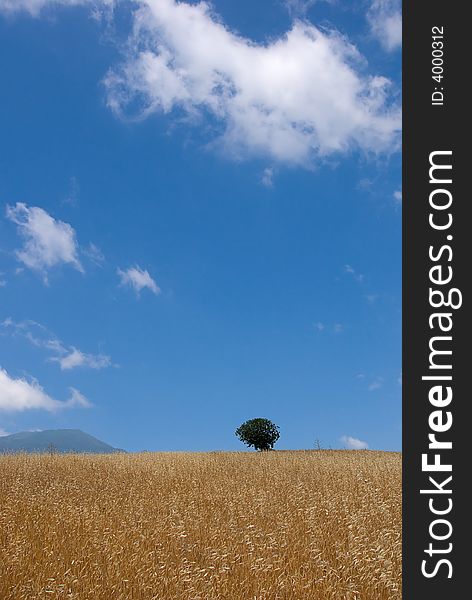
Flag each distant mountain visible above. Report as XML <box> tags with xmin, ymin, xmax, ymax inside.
<box><xmin>0</xmin><ymin>429</ymin><xmax>124</xmax><ymax>454</ymax></box>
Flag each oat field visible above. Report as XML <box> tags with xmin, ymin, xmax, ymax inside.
<box><xmin>0</xmin><ymin>450</ymin><xmax>401</xmax><ymax>600</ymax></box>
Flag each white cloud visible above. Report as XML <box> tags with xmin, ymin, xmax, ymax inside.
<box><xmin>368</xmin><ymin>0</ymin><xmax>402</xmax><ymax>52</ymax></box>
<box><xmin>0</xmin><ymin>0</ymin><xmax>114</xmax><ymax>18</ymax></box>
<box><xmin>344</xmin><ymin>264</ymin><xmax>364</xmax><ymax>283</ymax></box>
<box><xmin>0</xmin><ymin>368</ymin><xmax>91</xmax><ymax>412</ymax></box>
<box><xmin>104</xmin><ymin>0</ymin><xmax>400</xmax><ymax>166</ymax></box>
<box><xmin>51</xmin><ymin>347</ymin><xmax>112</xmax><ymax>370</ymax></box>
<box><xmin>117</xmin><ymin>265</ymin><xmax>160</xmax><ymax>296</ymax></box>
<box><xmin>1</xmin><ymin>0</ymin><xmax>400</xmax><ymax>166</ymax></box>
<box><xmin>0</xmin><ymin>427</ymin><xmax>10</xmax><ymax>437</ymax></box>
<box><xmin>340</xmin><ymin>435</ymin><xmax>369</xmax><ymax>450</ymax></box>
<box><xmin>393</xmin><ymin>189</ymin><xmax>402</xmax><ymax>203</ymax></box>
<box><xmin>313</xmin><ymin>321</ymin><xmax>344</xmax><ymax>334</ymax></box>
<box><xmin>67</xmin><ymin>388</ymin><xmax>91</xmax><ymax>408</ymax></box>
<box><xmin>1</xmin><ymin>318</ymin><xmax>112</xmax><ymax>371</ymax></box>
<box><xmin>83</xmin><ymin>242</ymin><xmax>106</xmax><ymax>266</ymax></box>
<box><xmin>261</xmin><ymin>167</ymin><xmax>275</xmax><ymax>188</ymax></box>
<box><xmin>357</xmin><ymin>177</ymin><xmax>375</xmax><ymax>192</ymax></box>
<box><xmin>6</xmin><ymin>203</ymin><xmax>83</xmax><ymax>282</ymax></box>
<box><xmin>283</xmin><ymin>0</ymin><xmax>328</xmax><ymax>16</ymax></box>
<box><xmin>63</xmin><ymin>176</ymin><xmax>80</xmax><ymax>206</ymax></box>
<box><xmin>368</xmin><ymin>377</ymin><xmax>383</xmax><ymax>391</ymax></box>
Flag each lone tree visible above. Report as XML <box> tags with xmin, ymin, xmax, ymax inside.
<box><xmin>235</xmin><ymin>418</ymin><xmax>280</xmax><ymax>451</ymax></box>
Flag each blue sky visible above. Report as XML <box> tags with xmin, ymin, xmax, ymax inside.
<box><xmin>0</xmin><ymin>0</ymin><xmax>401</xmax><ymax>452</ymax></box>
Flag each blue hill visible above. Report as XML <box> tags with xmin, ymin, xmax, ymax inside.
<box><xmin>0</xmin><ymin>429</ymin><xmax>124</xmax><ymax>454</ymax></box>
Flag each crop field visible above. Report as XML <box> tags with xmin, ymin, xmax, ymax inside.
<box><xmin>0</xmin><ymin>450</ymin><xmax>401</xmax><ymax>599</ymax></box>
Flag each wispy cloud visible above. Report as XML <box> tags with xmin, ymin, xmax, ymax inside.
<box><xmin>5</xmin><ymin>203</ymin><xmax>83</xmax><ymax>282</ymax></box>
<box><xmin>63</xmin><ymin>175</ymin><xmax>80</xmax><ymax>206</ymax></box>
<box><xmin>393</xmin><ymin>189</ymin><xmax>402</xmax><ymax>204</ymax></box>
<box><xmin>117</xmin><ymin>265</ymin><xmax>161</xmax><ymax>296</ymax></box>
<box><xmin>340</xmin><ymin>435</ymin><xmax>369</xmax><ymax>450</ymax></box>
<box><xmin>313</xmin><ymin>321</ymin><xmax>344</xmax><ymax>334</ymax></box>
<box><xmin>345</xmin><ymin>266</ymin><xmax>381</xmax><ymax>306</ymax></box>
<box><xmin>283</xmin><ymin>0</ymin><xmax>330</xmax><ymax>17</ymax></box>
<box><xmin>367</xmin><ymin>0</ymin><xmax>402</xmax><ymax>52</ymax></box>
<box><xmin>344</xmin><ymin>264</ymin><xmax>364</xmax><ymax>283</ymax></box>
<box><xmin>368</xmin><ymin>377</ymin><xmax>383</xmax><ymax>391</ymax></box>
<box><xmin>50</xmin><ymin>348</ymin><xmax>112</xmax><ymax>371</ymax></box>
<box><xmin>0</xmin><ymin>427</ymin><xmax>10</xmax><ymax>437</ymax></box>
<box><xmin>1</xmin><ymin>318</ymin><xmax>112</xmax><ymax>371</ymax></box>
<box><xmin>261</xmin><ymin>167</ymin><xmax>275</xmax><ymax>188</ymax></box>
<box><xmin>83</xmin><ymin>242</ymin><xmax>106</xmax><ymax>267</ymax></box>
<box><xmin>0</xmin><ymin>368</ymin><xmax>91</xmax><ymax>413</ymax></box>
<box><xmin>357</xmin><ymin>177</ymin><xmax>375</xmax><ymax>192</ymax></box>
<box><xmin>0</xmin><ymin>0</ymin><xmax>114</xmax><ymax>18</ymax></box>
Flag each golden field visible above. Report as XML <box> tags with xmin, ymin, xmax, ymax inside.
<box><xmin>0</xmin><ymin>450</ymin><xmax>401</xmax><ymax>600</ymax></box>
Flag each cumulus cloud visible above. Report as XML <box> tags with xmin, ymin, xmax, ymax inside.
<box><xmin>1</xmin><ymin>0</ymin><xmax>400</xmax><ymax>166</ymax></box>
<box><xmin>0</xmin><ymin>368</ymin><xmax>91</xmax><ymax>412</ymax></box>
<box><xmin>117</xmin><ymin>265</ymin><xmax>160</xmax><ymax>296</ymax></box>
<box><xmin>0</xmin><ymin>0</ymin><xmax>114</xmax><ymax>18</ymax></box>
<box><xmin>5</xmin><ymin>203</ymin><xmax>83</xmax><ymax>282</ymax></box>
<box><xmin>340</xmin><ymin>435</ymin><xmax>369</xmax><ymax>450</ymax></box>
<box><xmin>393</xmin><ymin>189</ymin><xmax>402</xmax><ymax>204</ymax></box>
<box><xmin>1</xmin><ymin>318</ymin><xmax>112</xmax><ymax>371</ymax></box>
<box><xmin>368</xmin><ymin>0</ymin><xmax>402</xmax><ymax>52</ymax></box>
<box><xmin>104</xmin><ymin>0</ymin><xmax>400</xmax><ymax>166</ymax></box>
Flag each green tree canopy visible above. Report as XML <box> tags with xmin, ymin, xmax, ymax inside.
<box><xmin>235</xmin><ymin>418</ymin><xmax>280</xmax><ymax>451</ymax></box>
